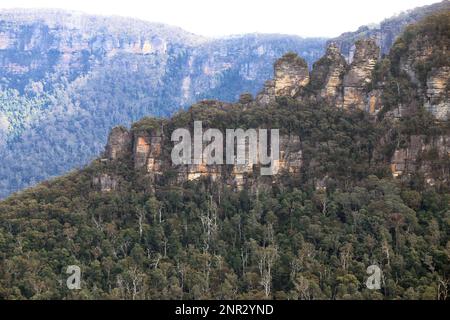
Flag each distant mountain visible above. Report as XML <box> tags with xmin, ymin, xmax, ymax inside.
<box><xmin>0</xmin><ymin>10</ymin><xmax>448</xmax><ymax>300</ymax></box>
<box><xmin>329</xmin><ymin>0</ymin><xmax>450</xmax><ymax>61</ymax></box>
<box><xmin>0</xmin><ymin>9</ymin><xmax>326</xmax><ymax>198</ymax></box>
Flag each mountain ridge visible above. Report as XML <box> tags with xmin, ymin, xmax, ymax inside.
<box><xmin>0</xmin><ymin>8</ymin><xmax>449</xmax><ymax>300</ymax></box>
<box><xmin>0</xmin><ymin>9</ymin><xmax>326</xmax><ymax>198</ymax></box>
<box><xmin>329</xmin><ymin>0</ymin><xmax>450</xmax><ymax>60</ymax></box>
<box><xmin>0</xmin><ymin>1</ymin><xmax>448</xmax><ymax>200</ymax></box>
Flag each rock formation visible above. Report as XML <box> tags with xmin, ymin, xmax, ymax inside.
<box><xmin>424</xmin><ymin>67</ymin><xmax>450</xmax><ymax>120</ymax></box>
<box><xmin>133</xmin><ymin>128</ymin><xmax>164</xmax><ymax>172</ymax></box>
<box><xmin>309</xmin><ymin>43</ymin><xmax>347</xmax><ymax>100</ymax></box>
<box><xmin>341</xmin><ymin>39</ymin><xmax>380</xmax><ymax>110</ymax></box>
<box><xmin>256</xmin><ymin>52</ymin><xmax>309</xmax><ymax>104</ymax></box>
<box><xmin>257</xmin><ymin>39</ymin><xmax>381</xmax><ymax>112</ymax></box>
<box><xmin>105</xmin><ymin>126</ymin><xmax>132</xmax><ymax>160</ymax></box>
<box><xmin>103</xmin><ymin>124</ymin><xmax>303</xmax><ymax>192</ymax></box>
<box><xmin>390</xmin><ymin>135</ymin><xmax>450</xmax><ymax>184</ymax></box>
<box><xmin>95</xmin><ymin>9</ymin><xmax>450</xmax><ymax>191</ymax></box>
<box><xmin>328</xmin><ymin>1</ymin><xmax>450</xmax><ymax>60</ymax></box>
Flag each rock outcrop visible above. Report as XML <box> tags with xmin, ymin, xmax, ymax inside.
<box><xmin>424</xmin><ymin>67</ymin><xmax>450</xmax><ymax>120</ymax></box>
<box><xmin>273</xmin><ymin>53</ymin><xmax>310</xmax><ymax>97</ymax></box>
<box><xmin>133</xmin><ymin>128</ymin><xmax>164</xmax><ymax>173</ymax></box>
<box><xmin>309</xmin><ymin>43</ymin><xmax>347</xmax><ymax>100</ymax></box>
<box><xmin>256</xmin><ymin>52</ymin><xmax>309</xmax><ymax>104</ymax></box>
<box><xmin>341</xmin><ymin>39</ymin><xmax>380</xmax><ymax>110</ymax></box>
<box><xmin>105</xmin><ymin>126</ymin><xmax>132</xmax><ymax>160</ymax></box>
<box><xmin>328</xmin><ymin>1</ymin><xmax>450</xmax><ymax>60</ymax></box>
<box><xmin>104</xmin><ymin>124</ymin><xmax>303</xmax><ymax>191</ymax></box>
<box><xmin>390</xmin><ymin>135</ymin><xmax>450</xmax><ymax>184</ymax></box>
<box><xmin>253</xmin><ymin>19</ymin><xmax>450</xmax><ymax>184</ymax></box>
<box><xmin>258</xmin><ymin>40</ymin><xmax>381</xmax><ymax>112</ymax></box>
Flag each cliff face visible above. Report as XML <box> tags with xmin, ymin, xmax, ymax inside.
<box><xmin>328</xmin><ymin>0</ymin><xmax>450</xmax><ymax>61</ymax></box>
<box><xmin>102</xmin><ymin>122</ymin><xmax>302</xmax><ymax>192</ymax></box>
<box><xmin>390</xmin><ymin>135</ymin><xmax>450</xmax><ymax>184</ymax></box>
<box><xmin>256</xmin><ymin>52</ymin><xmax>309</xmax><ymax>104</ymax></box>
<box><xmin>392</xmin><ymin>17</ymin><xmax>450</xmax><ymax>121</ymax></box>
<box><xmin>256</xmin><ymin>38</ymin><xmax>382</xmax><ymax>112</ymax></box>
<box><xmin>341</xmin><ymin>39</ymin><xmax>380</xmax><ymax>110</ymax></box>
<box><xmin>256</xmin><ymin>11</ymin><xmax>449</xmax><ymax>121</ymax></box>
<box><xmin>425</xmin><ymin>67</ymin><xmax>450</xmax><ymax>120</ymax></box>
<box><xmin>248</xmin><ymin>12</ymin><xmax>450</xmax><ymax>184</ymax></box>
<box><xmin>309</xmin><ymin>43</ymin><xmax>347</xmax><ymax>100</ymax></box>
<box><xmin>273</xmin><ymin>53</ymin><xmax>310</xmax><ymax>97</ymax></box>
<box><xmin>97</xmin><ymin>27</ymin><xmax>448</xmax><ymax>192</ymax></box>
<box><xmin>0</xmin><ymin>9</ymin><xmax>326</xmax><ymax>199</ymax></box>
<box><xmin>105</xmin><ymin>127</ymin><xmax>133</xmax><ymax>161</ymax></box>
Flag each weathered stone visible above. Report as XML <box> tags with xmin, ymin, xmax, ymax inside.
<box><xmin>309</xmin><ymin>43</ymin><xmax>347</xmax><ymax>101</ymax></box>
<box><xmin>274</xmin><ymin>53</ymin><xmax>310</xmax><ymax>97</ymax></box>
<box><xmin>424</xmin><ymin>67</ymin><xmax>450</xmax><ymax>120</ymax></box>
<box><xmin>390</xmin><ymin>135</ymin><xmax>450</xmax><ymax>181</ymax></box>
<box><xmin>342</xmin><ymin>39</ymin><xmax>380</xmax><ymax>109</ymax></box>
<box><xmin>105</xmin><ymin>126</ymin><xmax>132</xmax><ymax>160</ymax></box>
<box><xmin>133</xmin><ymin>129</ymin><xmax>164</xmax><ymax>173</ymax></box>
<box><xmin>256</xmin><ymin>52</ymin><xmax>309</xmax><ymax>104</ymax></box>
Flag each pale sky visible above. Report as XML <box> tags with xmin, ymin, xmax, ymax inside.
<box><xmin>0</xmin><ymin>0</ymin><xmax>443</xmax><ymax>37</ymax></box>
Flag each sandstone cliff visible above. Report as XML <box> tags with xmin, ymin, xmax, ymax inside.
<box><xmin>390</xmin><ymin>135</ymin><xmax>450</xmax><ymax>184</ymax></box>
<box><xmin>0</xmin><ymin>9</ymin><xmax>326</xmax><ymax>199</ymax></box>
<box><xmin>256</xmin><ymin>39</ymin><xmax>382</xmax><ymax>112</ymax></box>
<box><xmin>341</xmin><ymin>39</ymin><xmax>380</xmax><ymax>110</ymax></box>
<box><xmin>309</xmin><ymin>43</ymin><xmax>347</xmax><ymax>101</ymax></box>
<box><xmin>329</xmin><ymin>0</ymin><xmax>450</xmax><ymax>61</ymax></box>
<box><xmin>101</xmin><ymin>119</ymin><xmax>302</xmax><ymax>192</ymax></box>
<box><xmin>256</xmin><ymin>52</ymin><xmax>309</xmax><ymax>104</ymax></box>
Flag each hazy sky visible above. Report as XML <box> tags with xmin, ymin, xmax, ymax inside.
<box><xmin>0</xmin><ymin>0</ymin><xmax>443</xmax><ymax>37</ymax></box>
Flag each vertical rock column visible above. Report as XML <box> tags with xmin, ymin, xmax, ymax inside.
<box><xmin>309</xmin><ymin>42</ymin><xmax>347</xmax><ymax>102</ymax></box>
<box><xmin>342</xmin><ymin>39</ymin><xmax>380</xmax><ymax>110</ymax></box>
<box><xmin>256</xmin><ymin>52</ymin><xmax>310</xmax><ymax>104</ymax></box>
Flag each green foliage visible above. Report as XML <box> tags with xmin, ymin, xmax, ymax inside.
<box><xmin>0</xmin><ymin>89</ymin><xmax>49</xmax><ymax>142</ymax></box>
<box><xmin>390</xmin><ymin>11</ymin><xmax>450</xmax><ymax>87</ymax></box>
<box><xmin>0</xmin><ymin>99</ymin><xmax>448</xmax><ymax>300</ymax></box>
<box><xmin>0</xmin><ymin>14</ymin><xmax>326</xmax><ymax>199</ymax></box>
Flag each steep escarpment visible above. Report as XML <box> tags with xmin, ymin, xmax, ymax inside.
<box><xmin>0</xmin><ymin>11</ymin><xmax>449</xmax><ymax>300</ymax></box>
<box><xmin>163</xmin><ymin>12</ymin><xmax>450</xmax><ymax>187</ymax></box>
<box><xmin>308</xmin><ymin>43</ymin><xmax>347</xmax><ymax>100</ymax></box>
<box><xmin>374</xmin><ymin>11</ymin><xmax>450</xmax><ymax>182</ymax></box>
<box><xmin>100</xmin><ymin>104</ymin><xmax>305</xmax><ymax>192</ymax></box>
<box><xmin>0</xmin><ymin>9</ymin><xmax>326</xmax><ymax>199</ymax></box>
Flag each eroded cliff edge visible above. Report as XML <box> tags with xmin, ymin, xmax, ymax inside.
<box><xmin>94</xmin><ymin>11</ymin><xmax>449</xmax><ymax>194</ymax></box>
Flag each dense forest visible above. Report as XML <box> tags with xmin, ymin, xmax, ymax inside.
<box><xmin>0</xmin><ymin>101</ymin><xmax>448</xmax><ymax>299</ymax></box>
<box><xmin>0</xmin><ymin>8</ymin><xmax>449</xmax><ymax>300</ymax></box>
<box><xmin>0</xmin><ymin>9</ymin><xmax>326</xmax><ymax>199</ymax></box>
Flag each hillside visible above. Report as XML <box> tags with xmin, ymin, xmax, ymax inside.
<box><xmin>329</xmin><ymin>0</ymin><xmax>450</xmax><ymax>61</ymax></box>
<box><xmin>0</xmin><ymin>9</ymin><xmax>326</xmax><ymax>199</ymax></box>
<box><xmin>0</xmin><ymin>11</ymin><xmax>449</xmax><ymax>300</ymax></box>
<box><xmin>1</xmin><ymin>2</ymin><xmax>448</xmax><ymax>200</ymax></box>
